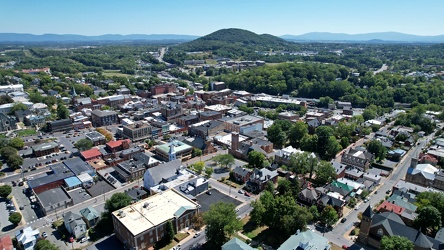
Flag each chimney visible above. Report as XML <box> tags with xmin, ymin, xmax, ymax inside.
<box><xmin>410</xmin><ymin>157</ymin><xmax>418</xmax><ymax>168</ymax></box>
<box><xmin>231</xmin><ymin>132</ymin><xmax>239</xmax><ymax>151</ymax></box>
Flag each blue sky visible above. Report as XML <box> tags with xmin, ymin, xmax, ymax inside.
<box><xmin>2</xmin><ymin>0</ymin><xmax>443</xmax><ymax>36</ymax></box>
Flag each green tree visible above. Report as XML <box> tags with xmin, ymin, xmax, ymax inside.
<box><xmin>367</xmin><ymin>139</ymin><xmax>387</xmax><ymax>161</ymax></box>
<box><xmin>213</xmin><ymin>154</ymin><xmax>235</xmax><ymax>169</ymax></box>
<box><xmin>10</xmin><ymin>102</ymin><xmax>29</xmax><ymax>114</ymax></box>
<box><xmin>35</xmin><ymin>239</ymin><xmax>59</xmax><ymax>250</ymax></box>
<box><xmin>0</xmin><ymin>146</ymin><xmax>17</xmax><ymax>159</ymax></box>
<box><xmin>414</xmin><ymin>206</ymin><xmax>442</xmax><ymax>233</ymax></box>
<box><xmin>0</xmin><ymin>95</ymin><xmax>13</xmax><ymax>105</ymax></box>
<box><xmin>8</xmin><ymin>212</ymin><xmax>22</xmax><ymax>225</ymax></box>
<box><xmin>248</xmin><ymin>151</ymin><xmax>265</xmax><ymax>169</ymax></box>
<box><xmin>105</xmin><ymin>193</ymin><xmax>132</xmax><ymax>213</ymax></box>
<box><xmin>56</xmin><ymin>103</ymin><xmax>69</xmax><ymax>119</ymax></box>
<box><xmin>9</xmin><ymin>137</ymin><xmax>24</xmax><ymax>150</ymax></box>
<box><xmin>288</xmin><ymin>121</ymin><xmax>308</xmax><ymax>148</ymax></box>
<box><xmin>0</xmin><ymin>185</ymin><xmax>12</xmax><ymax>198</ymax></box>
<box><xmin>204</xmin><ymin>167</ymin><xmax>214</xmax><ymax>178</ymax></box>
<box><xmin>362</xmin><ymin>108</ymin><xmax>377</xmax><ymax>121</ymax></box>
<box><xmin>316</xmin><ymin>161</ymin><xmax>337</xmax><ymax>184</ymax></box>
<box><xmin>320</xmin><ymin>205</ymin><xmax>338</xmax><ymax>227</ymax></box>
<box><xmin>74</xmin><ymin>139</ymin><xmax>93</xmax><ymax>151</ymax></box>
<box><xmin>191</xmin><ymin>213</ymin><xmax>205</xmax><ymax>230</ymax></box>
<box><xmin>192</xmin><ymin>161</ymin><xmax>205</xmax><ymax>174</ymax></box>
<box><xmin>203</xmin><ymin>202</ymin><xmax>242</xmax><ymax>248</ymax></box>
<box><xmin>380</xmin><ymin>235</ymin><xmax>414</xmax><ymax>250</ymax></box>
<box><xmin>309</xmin><ymin>205</ymin><xmax>319</xmax><ymax>221</ymax></box>
<box><xmin>267</xmin><ymin>123</ymin><xmax>287</xmax><ymax>148</ymax></box>
<box><xmin>192</xmin><ymin>148</ymin><xmax>203</xmax><ymax>157</ymax></box>
<box><xmin>7</xmin><ymin>154</ymin><xmax>23</xmax><ymax>169</ymax></box>
<box><xmin>165</xmin><ymin>220</ymin><xmax>175</xmax><ymax>243</ymax></box>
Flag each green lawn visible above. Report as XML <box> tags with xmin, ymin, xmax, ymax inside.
<box><xmin>17</xmin><ymin>129</ymin><xmax>37</xmax><ymax>137</ymax></box>
<box><xmin>241</xmin><ymin>216</ymin><xmax>268</xmax><ymax>239</ymax></box>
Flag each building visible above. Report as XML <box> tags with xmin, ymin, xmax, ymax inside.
<box><xmin>182</xmin><ymin>136</ymin><xmax>216</xmax><ymax>155</ymax></box>
<box><xmin>222</xmin><ymin>115</ymin><xmax>264</xmax><ymax>133</ymax></box>
<box><xmin>106</xmin><ymin>139</ymin><xmax>131</xmax><ymax>153</ymax></box>
<box><xmin>406</xmin><ymin>161</ymin><xmax>444</xmax><ymax>190</ymax></box>
<box><xmin>15</xmin><ymin>227</ymin><xmax>40</xmax><ymax>250</ymax></box>
<box><xmin>358</xmin><ymin>205</ymin><xmax>444</xmax><ymax>249</ymax></box>
<box><xmin>160</xmin><ymin>101</ymin><xmax>184</xmax><ymax>122</ymax></box>
<box><xmin>63</xmin><ymin>157</ymin><xmax>95</xmax><ymax>176</ymax></box>
<box><xmin>277</xmin><ymin>230</ymin><xmax>330</xmax><ymax>250</ymax></box>
<box><xmin>80</xmin><ymin>148</ymin><xmax>102</xmax><ymax>161</ymax></box>
<box><xmin>35</xmin><ymin>187</ymin><xmax>73</xmax><ymax>215</ymax></box>
<box><xmin>341</xmin><ymin>147</ymin><xmax>375</xmax><ymax>172</ymax></box>
<box><xmin>278</xmin><ymin>111</ymin><xmax>299</xmax><ymax>121</ymax></box>
<box><xmin>222</xmin><ymin>238</ymin><xmax>256</xmax><ymax>250</ymax></box>
<box><xmin>188</xmin><ymin>120</ymin><xmax>224</xmax><ymax>139</ymax></box>
<box><xmin>85</xmin><ymin>131</ymin><xmax>106</xmax><ymax>146</ymax></box>
<box><xmin>122</xmin><ymin>122</ymin><xmax>152</xmax><ymax>142</ymax></box>
<box><xmin>32</xmin><ymin>142</ymin><xmax>59</xmax><ymax>157</ymax></box>
<box><xmin>112</xmin><ymin>189</ymin><xmax>199</xmax><ymax>250</ymax></box>
<box><xmin>47</xmin><ymin>119</ymin><xmax>73</xmax><ymax>132</ymax></box>
<box><xmin>198</xmin><ymin>110</ymin><xmax>222</xmax><ymax>121</ymax></box>
<box><xmin>114</xmin><ymin>158</ymin><xmax>146</xmax><ymax>182</ymax></box>
<box><xmin>91</xmin><ymin>110</ymin><xmax>118</xmax><ymax>127</ymax></box>
<box><xmin>151</xmin><ymin>84</ymin><xmax>176</xmax><ymax>96</ymax></box>
<box><xmin>155</xmin><ymin>140</ymin><xmax>193</xmax><ymax>162</ymax></box>
<box><xmin>246</xmin><ymin>168</ymin><xmax>278</xmax><ymax>192</ymax></box>
<box><xmin>63</xmin><ymin>211</ymin><xmax>87</xmax><ymax>239</ymax></box>
<box><xmin>274</xmin><ymin>146</ymin><xmax>303</xmax><ymax>166</ymax></box>
<box><xmin>0</xmin><ymin>113</ymin><xmax>17</xmax><ymax>132</ymax></box>
<box><xmin>143</xmin><ymin>160</ymin><xmax>182</xmax><ymax>190</ymax></box>
<box><xmin>79</xmin><ymin>206</ymin><xmax>100</xmax><ymax>228</ymax></box>
<box><xmin>177</xmin><ymin>115</ymin><xmax>199</xmax><ymax>128</ymax></box>
<box><xmin>0</xmin><ymin>235</ymin><xmax>13</xmax><ymax>250</ymax></box>
<box><xmin>233</xmin><ymin>166</ymin><xmax>252</xmax><ymax>183</ymax></box>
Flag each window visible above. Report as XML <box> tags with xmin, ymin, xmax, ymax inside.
<box><xmin>377</xmin><ymin>228</ymin><xmax>383</xmax><ymax>236</ymax></box>
<box><xmin>150</xmin><ymin>231</ymin><xmax>153</xmax><ymax>236</ymax></box>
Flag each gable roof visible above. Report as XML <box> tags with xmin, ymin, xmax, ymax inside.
<box><xmin>233</xmin><ymin>166</ymin><xmax>251</xmax><ymax>178</ymax></box>
<box><xmin>222</xmin><ymin>238</ymin><xmax>256</xmax><ymax>250</ymax></box>
<box><xmin>147</xmin><ymin>159</ymin><xmax>181</xmax><ymax>184</ymax></box>
<box><xmin>277</xmin><ymin>230</ymin><xmax>330</xmax><ymax>250</ymax></box>
<box><xmin>79</xmin><ymin>206</ymin><xmax>100</xmax><ymax>221</ymax></box>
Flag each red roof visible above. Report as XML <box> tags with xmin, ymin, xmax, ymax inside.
<box><xmin>81</xmin><ymin>148</ymin><xmax>102</xmax><ymax>160</ymax></box>
<box><xmin>377</xmin><ymin>201</ymin><xmax>404</xmax><ymax>215</ymax></box>
<box><xmin>106</xmin><ymin>139</ymin><xmax>130</xmax><ymax>149</ymax></box>
<box><xmin>0</xmin><ymin>235</ymin><xmax>13</xmax><ymax>250</ymax></box>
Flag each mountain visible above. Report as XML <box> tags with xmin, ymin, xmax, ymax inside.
<box><xmin>192</xmin><ymin>28</ymin><xmax>291</xmax><ymax>46</ymax></box>
<box><xmin>0</xmin><ymin>33</ymin><xmax>199</xmax><ymax>42</ymax></box>
<box><xmin>280</xmin><ymin>32</ymin><xmax>444</xmax><ymax>43</ymax></box>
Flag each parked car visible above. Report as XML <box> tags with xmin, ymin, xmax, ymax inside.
<box><xmin>193</xmin><ymin>232</ymin><xmax>201</xmax><ymax>238</ymax></box>
<box><xmin>244</xmin><ymin>192</ymin><xmax>251</xmax><ymax>197</ymax></box>
<box><xmin>42</xmin><ymin>232</ymin><xmax>48</xmax><ymax>238</ymax></box>
<box><xmin>341</xmin><ymin>218</ymin><xmax>347</xmax><ymax>223</ymax></box>
<box><xmin>206</xmin><ymin>191</ymin><xmax>212</xmax><ymax>195</ymax></box>
<box><xmin>238</xmin><ymin>189</ymin><xmax>244</xmax><ymax>194</ymax></box>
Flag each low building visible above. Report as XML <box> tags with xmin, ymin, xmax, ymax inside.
<box><xmin>16</xmin><ymin>227</ymin><xmax>40</xmax><ymax>250</ymax></box>
<box><xmin>277</xmin><ymin>230</ymin><xmax>330</xmax><ymax>250</ymax></box>
<box><xmin>79</xmin><ymin>206</ymin><xmax>100</xmax><ymax>228</ymax></box>
<box><xmin>341</xmin><ymin>147</ymin><xmax>374</xmax><ymax>172</ymax></box>
<box><xmin>47</xmin><ymin>119</ymin><xmax>73</xmax><ymax>132</ymax></box>
<box><xmin>0</xmin><ymin>235</ymin><xmax>13</xmax><ymax>250</ymax></box>
<box><xmin>91</xmin><ymin>110</ymin><xmax>118</xmax><ymax>127</ymax></box>
<box><xmin>222</xmin><ymin>238</ymin><xmax>256</xmax><ymax>250</ymax></box>
<box><xmin>63</xmin><ymin>211</ymin><xmax>87</xmax><ymax>239</ymax></box>
<box><xmin>85</xmin><ymin>131</ymin><xmax>106</xmax><ymax>146</ymax></box>
<box><xmin>275</xmin><ymin>146</ymin><xmax>303</xmax><ymax>166</ymax></box>
<box><xmin>155</xmin><ymin>140</ymin><xmax>193</xmax><ymax>162</ymax></box>
<box><xmin>112</xmin><ymin>189</ymin><xmax>199</xmax><ymax>250</ymax></box>
<box><xmin>80</xmin><ymin>148</ymin><xmax>102</xmax><ymax>161</ymax></box>
<box><xmin>36</xmin><ymin>187</ymin><xmax>73</xmax><ymax>215</ymax></box>
<box><xmin>222</xmin><ymin>115</ymin><xmax>264</xmax><ymax>133</ymax></box>
<box><xmin>63</xmin><ymin>157</ymin><xmax>95</xmax><ymax>176</ymax></box>
<box><xmin>406</xmin><ymin>161</ymin><xmax>444</xmax><ymax>190</ymax></box>
<box><xmin>177</xmin><ymin>115</ymin><xmax>199</xmax><ymax>128</ymax></box>
<box><xmin>198</xmin><ymin>111</ymin><xmax>222</xmax><ymax>121</ymax></box>
<box><xmin>0</xmin><ymin>113</ymin><xmax>17</xmax><ymax>132</ymax></box>
<box><xmin>233</xmin><ymin>166</ymin><xmax>252</xmax><ymax>183</ymax></box>
<box><xmin>188</xmin><ymin>120</ymin><xmax>224</xmax><ymax>138</ymax></box>
<box><xmin>122</xmin><ymin>122</ymin><xmax>152</xmax><ymax>142</ymax></box>
<box><xmin>246</xmin><ymin>168</ymin><xmax>278</xmax><ymax>192</ymax></box>
<box><xmin>32</xmin><ymin>142</ymin><xmax>59</xmax><ymax>157</ymax></box>
<box><xmin>114</xmin><ymin>158</ymin><xmax>146</xmax><ymax>182</ymax></box>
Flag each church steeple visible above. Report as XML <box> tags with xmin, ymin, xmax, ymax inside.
<box><xmin>71</xmin><ymin>86</ymin><xmax>77</xmax><ymax>97</ymax></box>
<box><xmin>358</xmin><ymin>204</ymin><xmax>373</xmax><ymax>244</ymax></box>
<box><xmin>168</xmin><ymin>143</ymin><xmax>176</xmax><ymax>162</ymax></box>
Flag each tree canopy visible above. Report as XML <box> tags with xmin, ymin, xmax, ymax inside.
<box><xmin>203</xmin><ymin>202</ymin><xmax>242</xmax><ymax>248</ymax></box>
<box><xmin>212</xmin><ymin>154</ymin><xmax>235</xmax><ymax>169</ymax></box>
<box><xmin>0</xmin><ymin>185</ymin><xmax>12</xmax><ymax>198</ymax></box>
<box><xmin>74</xmin><ymin>139</ymin><xmax>93</xmax><ymax>151</ymax></box>
<box><xmin>380</xmin><ymin>235</ymin><xmax>414</xmax><ymax>250</ymax></box>
<box><xmin>35</xmin><ymin>239</ymin><xmax>59</xmax><ymax>250</ymax></box>
<box><xmin>104</xmin><ymin>192</ymin><xmax>132</xmax><ymax>213</ymax></box>
<box><xmin>9</xmin><ymin>212</ymin><xmax>22</xmax><ymax>225</ymax></box>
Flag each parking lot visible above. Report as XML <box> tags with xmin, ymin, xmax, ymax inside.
<box><xmin>195</xmin><ymin>189</ymin><xmax>241</xmax><ymax>213</ymax></box>
<box><xmin>68</xmin><ymin>187</ymin><xmax>93</xmax><ymax>205</ymax></box>
<box><xmin>11</xmin><ymin>184</ymin><xmax>43</xmax><ymax>224</ymax></box>
<box><xmin>0</xmin><ymin>198</ymin><xmax>15</xmax><ymax>232</ymax></box>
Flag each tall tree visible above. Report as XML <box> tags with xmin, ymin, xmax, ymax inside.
<box><xmin>9</xmin><ymin>212</ymin><xmax>22</xmax><ymax>225</ymax></box>
<box><xmin>315</xmin><ymin>161</ymin><xmax>337</xmax><ymax>184</ymax></box>
<box><xmin>320</xmin><ymin>205</ymin><xmax>338</xmax><ymax>227</ymax></box>
<box><xmin>414</xmin><ymin>206</ymin><xmax>442</xmax><ymax>233</ymax></box>
<box><xmin>105</xmin><ymin>193</ymin><xmax>132</xmax><ymax>213</ymax></box>
<box><xmin>9</xmin><ymin>138</ymin><xmax>24</xmax><ymax>150</ymax></box>
<box><xmin>380</xmin><ymin>235</ymin><xmax>414</xmax><ymax>250</ymax></box>
<box><xmin>367</xmin><ymin>139</ymin><xmax>387</xmax><ymax>161</ymax></box>
<box><xmin>248</xmin><ymin>151</ymin><xmax>265</xmax><ymax>169</ymax></box>
<box><xmin>35</xmin><ymin>239</ymin><xmax>59</xmax><ymax>250</ymax></box>
<box><xmin>267</xmin><ymin>123</ymin><xmax>287</xmax><ymax>148</ymax></box>
<box><xmin>213</xmin><ymin>154</ymin><xmax>235</xmax><ymax>169</ymax></box>
<box><xmin>56</xmin><ymin>103</ymin><xmax>69</xmax><ymax>119</ymax></box>
<box><xmin>74</xmin><ymin>139</ymin><xmax>93</xmax><ymax>151</ymax></box>
<box><xmin>165</xmin><ymin>220</ymin><xmax>175</xmax><ymax>243</ymax></box>
<box><xmin>191</xmin><ymin>161</ymin><xmax>205</xmax><ymax>174</ymax></box>
<box><xmin>203</xmin><ymin>202</ymin><xmax>242</xmax><ymax>249</ymax></box>
<box><xmin>288</xmin><ymin>121</ymin><xmax>308</xmax><ymax>148</ymax></box>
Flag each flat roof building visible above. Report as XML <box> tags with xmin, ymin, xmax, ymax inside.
<box><xmin>112</xmin><ymin>189</ymin><xmax>199</xmax><ymax>250</ymax></box>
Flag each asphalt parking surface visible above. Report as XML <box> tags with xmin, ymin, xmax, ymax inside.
<box><xmin>195</xmin><ymin>189</ymin><xmax>241</xmax><ymax>213</ymax></box>
<box><xmin>87</xmin><ymin>180</ymin><xmax>115</xmax><ymax>198</ymax></box>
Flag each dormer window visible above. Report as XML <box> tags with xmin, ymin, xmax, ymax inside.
<box><xmin>377</xmin><ymin>228</ymin><xmax>383</xmax><ymax>236</ymax></box>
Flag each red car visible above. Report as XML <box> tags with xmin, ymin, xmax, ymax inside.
<box><xmin>244</xmin><ymin>192</ymin><xmax>251</xmax><ymax>197</ymax></box>
<box><xmin>342</xmin><ymin>245</ymin><xmax>348</xmax><ymax>249</ymax></box>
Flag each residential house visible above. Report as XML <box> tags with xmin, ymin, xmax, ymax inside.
<box><xmin>16</xmin><ymin>227</ymin><xmax>40</xmax><ymax>250</ymax></box>
<box><xmin>222</xmin><ymin>238</ymin><xmax>256</xmax><ymax>250</ymax></box>
<box><xmin>79</xmin><ymin>206</ymin><xmax>100</xmax><ymax>228</ymax></box>
<box><xmin>63</xmin><ymin>211</ymin><xmax>87</xmax><ymax>238</ymax></box>
<box><xmin>331</xmin><ymin>162</ymin><xmax>346</xmax><ymax>178</ymax></box>
<box><xmin>246</xmin><ymin>168</ymin><xmax>278</xmax><ymax>192</ymax></box>
<box><xmin>275</xmin><ymin>146</ymin><xmax>303</xmax><ymax>166</ymax></box>
<box><xmin>298</xmin><ymin>188</ymin><xmax>320</xmax><ymax>206</ymax></box>
<box><xmin>0</xmin><ymin>113</ymin><xmax>17</xmax><ymax>132</ymax></box>
<box><xmin>277</xmin><ymin>230</ymin><xmax>330</xmax><ymax>250</ymax></box>
<box><xmin>125</xmin><ymin>187</ymin><xmax>149</xmax><ymax>202</ymax></box>
<box><xmin>233</xmin><ymin>166</ymin><xmax>252</xmax><ymax>184</ymax></box>
<box><xmin>307</xmin><ymin>118</ymin><xmax>321</xmax><ymax>134</ymax></box>
<box><xmin>341</xmin><ymin>147</ymin><xmax>375</xmax><ymax>172</ymax></box>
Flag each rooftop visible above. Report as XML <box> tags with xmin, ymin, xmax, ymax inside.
<box><xmin>112</xmin><ymin>189</ymin><xmax>198</xmax><ymax>236</ymax></box>
<box><xmin>224</xmin><ymin>115</ymin><xmax>263</xmax><ymax>126</ymax></box>
<box><xmin>81</xmin><ymin>148</ymin><xmax>102</xmax><ymax>160</ymax></box>
<box><xmin>85</xmin><ymin>131</ymin><xmax>105</xmax><ymax>141</ymax></box>
<box><xmin>37</xmin><ymin>187</ymin><xmax>71</xmax><ymax>208</ymax></box>
<box><xmin>31</xmin><ymin>142</ymin><xmax>58</xmax><ymax>152</ymax></box>
<box><xmin>156</xmin><ymin>140</ymin><xmax>192</xmax><ymax>154</ymax></box>
<box><xmin>91</xmin><ymin>110</ymin><xmax>117</xmax><ymax>117</ymax></box>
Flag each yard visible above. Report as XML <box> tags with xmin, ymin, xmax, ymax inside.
<box><xmin>17</xmin><ymin>129</ymin><xmax>37</xmax><ymax>137</ymax></box>
<box><xmin>241</xmin><ymin>216</ymin><xmax>268</xmax><ymax>239</ymax></box>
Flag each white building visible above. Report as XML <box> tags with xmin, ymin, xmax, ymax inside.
<box><xmin>16</xmin><ymin>227</ymin><xmax>40</xmax><ymax>250</ymax></box>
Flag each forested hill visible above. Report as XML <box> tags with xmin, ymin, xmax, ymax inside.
<box><xmin>171</xmin><ymin>28</ymin><xmax>296</xmax><ymax>58</ymax></box>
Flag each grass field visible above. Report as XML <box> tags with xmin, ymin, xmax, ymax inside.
<box><xmin>102</xmin><ymin>70</ymin><xmax>131</xmax><ymax>77</ymax></box>
<box><xmin>17</xmin><ymin>128</ymin><xmax>37</xmax><ymax>137</ymax></box>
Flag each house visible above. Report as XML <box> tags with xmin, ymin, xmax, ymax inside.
<box><xmin>298</xmin><ymin>188</ymin><xmax>320</xmax><ymax>206</ymax></box>
<box><xmin>246</xmin><ymin>168</ymin><xmax>278</xmax><ymax>192</ymax></box>
<box><xmin>275</xmin><ymin>146</ymin><xmax>303</xmax><ymax>166</ymax></box>
<box><xmin>79</xmin><ymin>206</ymin><xmax>100</xmax><ymax>228</ymax></box>
<box><xmin>0</xmin><ymin>235</ymin><xmax>13</xmax><ymax>250</ymax></box>
<box><xmin>406</xmin><ymin>161</ymin><xmax>444</xmax><ymax>190</ymax></box>
<box><xmin>341</xmin><ymin>147</ymin><xmax>374</xmax><ymax>172</ymax></box>
<box><xmin>125</xmin><ymin>187</ymin><xmax>149</xmax><ymax>202</ymax></box>
<box><xmin>63</xmin><ymin>211</ymin><xmax>87</xmax><ymax>238</ymax></box>
<box><xmin>230</xmin><ymin>132</ymin><xmax>274</xmax><ymax>161</ymax></box>
<box><xmin>317</xmin><ymin>193</ymin><xmax>346</xmax><ymax>217</ymax></box>
<box><xmin>233</xmin><ymin>166</ymin><xmax>252</xmax><ymax>183</ymax></box>
<box><xmin>358</xmin><ymin>205</ymin><xmax>444</xmax><ymax>249</ymax></box>
<box><xmin>112</xmin><ymin>189</ymin><xmax>199</xmax><ymax>250</ymax></box>
<box><xmin>182</xmin><ymin>136</ymin><xmax>216</xmax><ymax>155</ymax></box>
<box><xmin>222</xmin><ymin>238</ymin><xmax>256</xmax><ymax>250</ymax></box>
<box><xmin>0</xmin><ymin>113</ymin><xmax>17</xmax><ymax>132</ymax></box>
<box><xmin>307</xmin><ymin>118</ymin><xmax>321</xmax><ymax>134</ymax></box>
<box><xmin>278</xmin><ymin>230</ymin><xmax>330</xmax><ymax>250</ymax></box>
<box><xmin>331</xmin><ymin>162</ymin><xmax>346</xmax><ymax>178</ymax></box>
<box><xmin>15</xmin><ymin>227</ymin><xmax>40</xmax><ymax>250</ymax></box>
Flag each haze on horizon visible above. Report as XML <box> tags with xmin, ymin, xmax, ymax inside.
<box><xmin>2</xmin><ymin>0</ymin><xmax>444</xmax><ymax>37</ymax></box>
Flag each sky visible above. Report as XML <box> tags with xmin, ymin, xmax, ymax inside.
<box><xmin>2</xmin><ymin>0</ymin><xmax>444</xmax><ymax>36</ymax></box>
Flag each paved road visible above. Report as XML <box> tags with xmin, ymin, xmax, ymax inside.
<box><xmin>373</xmin><ymin>64</ymin><xmax>388</xmax><ymax>75</ymax></box>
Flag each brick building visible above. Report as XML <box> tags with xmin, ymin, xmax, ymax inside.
<box><xmin>32</xmin><ymin>142</ymin><xmax>59</xmax><ymax>157</ymax></box>
<box><xmin>91</xmin><ymin>110</ymin><xmax>118</xmax><ymax>127</ymax></box>
<box><xmin>122</xmin><ymin>123</ymin><xmax>152</xmax><ymax>142</ymax></box>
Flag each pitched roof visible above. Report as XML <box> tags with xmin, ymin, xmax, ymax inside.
<box><xmin>79</xmin><ymin>206</ymin><xmax>100</xmax><ymax>221</ymax></box>
<box><xmin>414</xmin><ymin>231</ymin><xmax>433</xmax><ymax>248</ymax></box>
<box><xmin>222</xmin><ymin>238</ymin><xmax>256</xmax><ymax>250</ymax></box>
<box><xmin>81</xmin><ymin>148</ymin><xmax>102</xmax><ymax>159</ymax></box>
<box><xmin>106</xmin><ymin>139</ymin><xmax>131</xmax><ymax>149</ymax></box>
<box><xmin>363</xmin><ymin>205</ymin><xmax>373</xmax><ymax>218</ymax></box>
<box><xmin>146</xmin><ymin>159</ymin><xmax>181</xmax><ymax>185</ymax></box>
<box><xmin>277</xmin><ymin>230</ymin><xmax>330</xmax><ymax>250</ymax></box>
<box><xmin>377</xmin><ymin>201</ymin><xmax>405</xmax><ymax>215</ymax></box>
<box><xmin>233</xmin><ymin>166</ymin><xmax>251</xmax><ymax>178</ymax></box>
